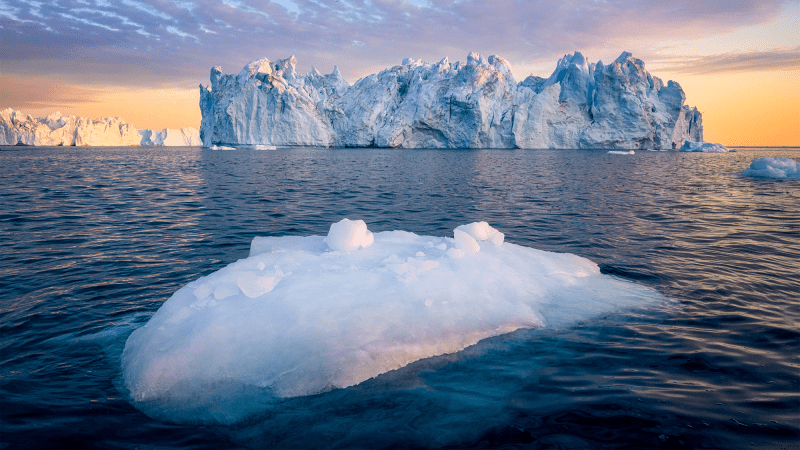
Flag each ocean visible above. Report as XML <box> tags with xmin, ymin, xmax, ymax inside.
<box><xmin>1</xmin><ymin>146</ymin><xmax>798</xmax><ymax>449</ymax></box>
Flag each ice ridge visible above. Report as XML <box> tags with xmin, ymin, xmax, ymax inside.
<box><xmin>199</xmin><ymin>51</ymin><xmax>703</xmax><ymax>149</ymax></box>
<box><xmin>0</xmin><ymin>109</ymin><xmax>201</xmax><ymax>146</ymax></box>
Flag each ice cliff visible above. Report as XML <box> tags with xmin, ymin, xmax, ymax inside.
<box><xmin>0</xmin><ymin>109</ymin><xmax>201</xmax><ymax>146</ymax></box>
<box><xmin>199</xmin><ymin>52</ymin><xmax>703</xmax><ymax>149</ymax></box>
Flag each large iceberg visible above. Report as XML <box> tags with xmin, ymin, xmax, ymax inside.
<box><xmin>0</xmin><ymin>108</ymin><xmax>200</xmax><ymax>146</ymax></box>
<box><xmin>199</xmin><ymin>52</ymin><xmax>703</xmax><ymax>149</ymax></box>
<box><xmin>122</xmin><ymin>219</ymin><xmax>664</xmax><ymax>423</ymax></box>
<box><xmin>741</xmin><ymin>157</ymin><xmax>799</xmax><ymax>179</ymax></box>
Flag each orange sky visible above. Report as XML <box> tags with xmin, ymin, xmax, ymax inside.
<box><xmin>6</xmin><ymin>67</ymin><xmax>797</xmax><ymax>147</ymax></box>
<box><xmin>662</xmin><ymin>70</ymin><xmax>800</xmax><ymax>147</ymax></box>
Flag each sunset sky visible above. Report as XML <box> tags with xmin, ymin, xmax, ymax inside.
<box><xmin>1</xmin><ymin>0</ymin><xmax>798</xmax><ymax>146</ymax></box>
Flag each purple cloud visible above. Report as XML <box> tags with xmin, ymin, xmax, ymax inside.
<box><xmin>0</xmin><ymin>0</ymin><xmax>791</xmax><ymax>89</ymax></box>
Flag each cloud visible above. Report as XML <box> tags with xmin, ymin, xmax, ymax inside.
<box><xmin>654</xmin><ymin>47</ymin><xmax>800</xmax><ymax>75</ymax></box>
<box><xmin>0</xmin><ymin>0</ymin><xmax>790</xmax><ymax>88</ymax></box>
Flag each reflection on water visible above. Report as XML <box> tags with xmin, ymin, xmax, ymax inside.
<box><xmin>0</xmin><ymin>146</ymin><xmax>798</xmax><ymax>449</ymax></box>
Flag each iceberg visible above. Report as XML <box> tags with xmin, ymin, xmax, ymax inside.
<box><xmin>122</xmin><ymin>219</ymin><xmax>664</xmax><ymax>423</ymax></box>
<box><xmin>139</xmin><ymin>128</ymin><xmax>202</xmax><ymax>146</ymax></box>
<box><xmin>741</xmin><ymin>157</ymin><xmax>799</xmax><ymax>179</ymax></box>
<box><xmin>0</xmin><ymin>108</ymin><xmax>200</xmax><ymax>147</ymax></box>
<box><xmin>199</xmin><ymin>52</ymin><xmax>703</xmax><ymax>149</ymax></box>
<box><xmin>679</xmin><ymin>140</ymin><xmax>731</xmax><ymax>153</ymax></box>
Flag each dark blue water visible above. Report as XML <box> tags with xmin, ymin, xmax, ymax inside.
<box><xmin>1</xmin><ymin>147</ymin><xmax>798</xmax><ymax>449</ymax></box>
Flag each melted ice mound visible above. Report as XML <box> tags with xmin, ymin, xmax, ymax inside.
<box><xmin>122</xmin><ymin>220</ymin><xmax>663</xmax><ymax>423</ymax></box>
<box><xmin>741</xmin><ymin>157</ymin><xmax>799</xmax><ymax>179</ymax></box>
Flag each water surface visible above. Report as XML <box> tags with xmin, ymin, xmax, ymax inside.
<box><xmin>1</xmin><ymin>147</ymin><xmax>798</xmax><ymax>449</ymax></box>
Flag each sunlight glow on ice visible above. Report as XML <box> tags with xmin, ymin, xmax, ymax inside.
<box><xmin>121</xmin><ymin>219</ymin><xmax>663</xmax><ymax>423</ymax></box>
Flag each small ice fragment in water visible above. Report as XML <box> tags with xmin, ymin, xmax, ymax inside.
<box><xmin>741</xmin><ymin>157</ymin><xmax>799</xmax><ymax>179</ymax></box>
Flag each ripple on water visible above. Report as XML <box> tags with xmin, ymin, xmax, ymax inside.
<box><xmin>0</xmin><ymin>146</ymin><xmax>798</xmax><ymax>449</ymax></box>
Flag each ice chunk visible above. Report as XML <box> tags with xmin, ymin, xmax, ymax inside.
<box><xmin>122</xmin><ymin>220</ymin><xmax>665</xmax><ymax>424</ymax></box>
<box><xmin>453</xmin><ymin>229</ymin><xmax>480</xmax><ymax>254</ymax></box>
<box><xmin>679</xmin><ymin>141</ymin><xmax>730</xmax><ymax>152</ymax></box>
<box><xmin>741</xmin><ymin>157</ymin><xmax>799</xmax><ymax>179</ymax></box>
<box><xmin>324</xmin><ymin>218</ymin><xmax>374</xmax><ymax>252</ymax></box>
<box><xmin>455</xmin><ymin>221</ymin><xmax>504</xmax><ymax>247</ymax></box>
<box><xmin>490</xmin><ymin>232</ymin><xmax>505</xmax><ymax>246</ymax></box>
<box><xmin>236</xmin><ymin>273</ymin><xmax>280</xmax><ymax>298</ymax></box>
<box><xmin>455</xmin><ymin>222</ymin><xmax>495</xmax><ymax>241</ymax></box>
<box><xmin>607</xmin><ymin>150</ymin><xmax>634</xmax><ymax>155</ymax></box>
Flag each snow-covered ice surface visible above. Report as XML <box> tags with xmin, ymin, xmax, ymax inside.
<box><xmin>0</xmin><ymin>108</ymin><xmax>200</xmax><ymax>146</ymax></box>
<box><xmin>199</xmin><ymin>52</ymin><xmax>703</xmax><ymax>150</ymax></box>
<box><xmin>741</xmin><ymin>157</ymin><xmax>800</xmax><ymax>179</ymax></box>
<box><xmin>122</xmin><ymin>219</ymin><xmax>664</xmax><ymax>424</ymax></box>
<box><xmin>679</xmin><ymin>141</ymin><xmax>730</xmax><ymax>153</ymax></box>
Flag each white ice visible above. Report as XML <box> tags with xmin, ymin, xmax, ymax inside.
<box><xmin>199</xmin><ymin>52</ymin><xmax>703</xmax><ymax>149</ymax></box>
<box><xmin>0</xmin><ymin>108</ymin><xmax>200</xmax><ymax>147</ymax></box>
<box><xmin>122</xmin><ymin>220</ymin><xmax>664</xmax><ymax>423</ymax></box>
<box><xmin>741</xmin><ymin>157</ymin><xmax>799</xmax><ymax>179</ymax></box>
<box><xmin>679</xmin><ymin>140</ymin><xmax>730</xmax><ymax>153</ymax></box>
<box><xmin>607</xmin><ymin>150</ymin><xmax>635</xmax><ymax>155</ymax></box>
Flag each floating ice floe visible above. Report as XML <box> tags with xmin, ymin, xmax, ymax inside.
<box><xmin>122</xmin><ymin>219</ymin><xmax>664</xmax><ymax>423</ymax></box>
<box><xmin>679</xmin><ymin>141</ymin><xmax>730</xmax><ymax>152</ymax></box>
<box><xmin>210</xmin><ymin>145</ymin><xmax>236</xmax><ymax>150</ymax></box>
<box><xmin>741</xmin><ymin>157</ymin><xmax>799</xmax><ymax>179</ymax></box>
<box><xmin>608</xmin><ymin>150</ymin><xmax>635</xmax><ymax>155</ymax></box>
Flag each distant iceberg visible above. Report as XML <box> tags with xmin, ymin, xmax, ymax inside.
<box><xmin>741</xmin><ymin>157</ymin><xmax>799</xmax><ymax>179</ymax></box>
<box><xmin>139</xmin><ymin>127</ymin><xmax>202</xmax><ymax>147</ymax></box>
<box><xmin>122</xmin><ymin>219</ymin><xmax>663</xmax><ymax>423</ymax></box>
<box><xmin>679</xmin><ymin>140</ymin><xmax>731</xmax><ymax>153</ymax></box>
<box><xmin>199</xmin><ymin>52</ymin><xmax>703</xmax><ymax>150</ymax></box>
<box><xmin>0</xmin><ymin>108</ymin><xmax>200</xmax><ymax>147</ymax></box>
